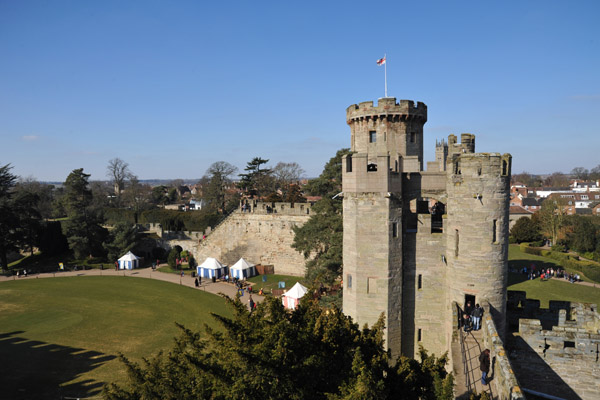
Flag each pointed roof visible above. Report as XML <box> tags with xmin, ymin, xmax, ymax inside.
<box><xmin>230</xmin><ymin>258</ymin><xmax>254</xmax><ymax>271</ymax></box>
<box><xmin>283</xmin><ymin>282</ymin><xmax>308</xmax><ymax>300</ymax></box>
<box><xmin>118</xmin><ymin>251</ymin><xmax>139</xmax><ymax>261</ymax></box>
<box><xmin>198</xmin><ymin>257</ymin><xmax>225</xmax><ymax>270</ymax></box>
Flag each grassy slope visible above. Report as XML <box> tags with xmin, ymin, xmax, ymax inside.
<box><xmin>508</xmin><ymin>244</ymin><xmax>600</xmax><ymax>307</ymax></box>
<box><xmin>0</xmin><ymin>276</ymin><xmax>230</xmax><ymax>399</ymax></box>
<box><xmin>246</xmin><ymin>274</ymin><xmax>305</xmax><ymax>294</ymax></box>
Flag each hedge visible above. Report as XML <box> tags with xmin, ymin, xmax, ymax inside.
<box><xmin>518</xmin><ymin>243</ymin><xmax>600</xmax><ymax>283</ymax></box>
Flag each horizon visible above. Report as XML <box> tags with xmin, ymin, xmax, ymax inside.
<box><xmin>1</xmin><ymin>1</ymin><xmax>599</xmax><ymax>182</ymax></box>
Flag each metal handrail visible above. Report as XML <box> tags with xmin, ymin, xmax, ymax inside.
<box><xmin>457</xmin><ymin>304</ymin><xmax>472</xmax><ymax>392</ymax></box>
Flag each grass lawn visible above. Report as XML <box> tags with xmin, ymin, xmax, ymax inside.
<box><xmin>508</xmin><ymin>244</ymin><xmax>600</xmax><ymax>307</ymax></box>
<box><xmin>157</xmin><ymin>264</ymin><xmax>195</xmax><ymax>274</ymax></box>
<box><xmin>0</xmin><ymin>276</ymin><xmax>230</xmax><ymax>399</ymax></box>
<box><xmin>246</xmin><ymin>274</ymin><xmax>306</xmax><ymax>294</ymax></box>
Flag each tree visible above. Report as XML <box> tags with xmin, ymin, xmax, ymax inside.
<box><xmin>14</xmin><ymin>177</ymin><xmax>55</xmax><ymax>219</ymax></box>
<box><xmin>284</xmin><ymin>183</ymin><xmax>306</xmax><ymax>203</ymax></box>
<box><xmin>293</xmin><ymin>149</ymin><xmax>349</xmax><ymax>285</ymax></box>
<box><xmin>272</xmin><ymin>161</ymin><xmax>305</xmax><ymax>198</ymax></box>
<box><xmin>61</xmin><ymin>169</ymin><xmax>107</xmax><ymax>259</ymax></box>
<box><xmin>590</xmin><ymin>164</ymin><xmax>600</xmax><ymax>180</ymax></box>
<box><xmin>543</xmin><ymin>172</ymin><xmax>569</xmax><ymax>187</ymax></box>
<box><xmin>570</xmin><ymin>167</ymin><xmax>589</xmax><ymax>181</ymax></box>
<box><xmin>567</xmin><ymin>216</ymin><xmax>598</xmax><ymax>253</ymax></box>
<box><xmin>203</xmin><ymin>161</ymin><xmax>238</xmax><ymax>213</ymax></box>
<box><xmin>103</xmin><ymin>222</ymin><xmax>140</xmax><ymax>263</ymax></box>
<box><xmin>103</xmin><ymin>296</ymin><xmax>453</xmax><ymax>400</ymax></box>
<box><xmin>238</xmin><ymin>157</ymin><xmax>274</xmax><ymax>198</ymax></box>
<box><xmin>509</xmin><ymin>217</ymin><xmax>542</xmax><ymax>243</ymax></box>
<box><xmin>537</xmin><ymin>197</ymin><xmax>568</xmax><ymax>246</ymax></box>
<box><xmin>123</xmin><ymin>175</ymin><xmax>153</xmax><ymax>222</ymax></box>
<box><xmin>167</xmin><ymin>247</ymin><xmax>180</xmax><ymax>269</ymax></box>
<box><xmin>106</xmin><ymin>158</ymin><xmax>131</xmax><ymax>199</ymax></box>
<box><xmin>0</xmin><ymin>164</ymin><xmax>19</xmax><ymax>271</ymax></box>
<box><xmin>511</xmin><ymin>171</ymin><xmax>542</xmax><ymax>187</ymax></box>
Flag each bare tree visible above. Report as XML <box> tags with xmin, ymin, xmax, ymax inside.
<box><xmin>106</xmin><ymin>158</ymin><xmax>131</xmax><ymax>197</ymax></box>
<box><xmin>272</xmin><ymin>162</ymin><xmax>305</xmax><ymax>198</ymax></box>
<box><xmin>570</xmin><ymin>167</ymin><xmax>589</xmax><ymax>181</ymax></box>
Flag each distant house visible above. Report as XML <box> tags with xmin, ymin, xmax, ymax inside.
<box><xmin>509</xmin><ymin>206</ymin><xmax>534</xmax><ymax>229</ymax></box>
<box><xmin>521</xmin><ymin>197</ymin><xmax>542</xmax><ymax>212</ymax></box>
<box><xmin>570</xmin><ymin>180</ymin><xmax>600</xmax><ymax>192</ymax></box>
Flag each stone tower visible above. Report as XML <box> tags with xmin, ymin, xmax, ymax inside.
<box><xmin>342</xmin><ymin>98</ymin><xmax>427</xmax><ymax>358</ymax></box>
<box><xmin>342</xmin><ymin>97</ymin><xmax>511</xmax><ymax>360</ymax></box>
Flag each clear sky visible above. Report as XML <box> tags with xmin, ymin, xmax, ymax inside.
<box><xmin>1</xmin><ymin>0</ymin><xmax>599</xmax><ymax>182</ymax></box>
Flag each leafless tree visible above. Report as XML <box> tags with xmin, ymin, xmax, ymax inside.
<box><xmin>272</xmin><ymin>162</ymin><xmax>305</xmax><ymax>197</ymax></box>
<box><xmin>106</xmin><ymin>158</ymin><xmax>131</xmax><ymax>196</ymax></box>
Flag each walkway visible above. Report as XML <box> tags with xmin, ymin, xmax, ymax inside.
<box><xmin>0</xmin><ymin>265</ymin><xmax>265</xmax><ymax>307</ymax></box>
<box><xmin>453</xmin><ymin>328</ymin><xmax>495</xmax><ymax>399</ymax></box>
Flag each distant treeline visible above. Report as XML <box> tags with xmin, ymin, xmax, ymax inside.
<box><xmin>104</xmin><ymin>208</ymin><xmax>222</xmax><ymax>232</ymax></box>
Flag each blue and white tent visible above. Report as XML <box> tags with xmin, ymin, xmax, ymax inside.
<box><xmin>197</xmin><ymin>257</ymin><xmax>226</xmax><ymax>279</ymax></box>
<box><xmin>118</xmin><ymin>251</ymin><xmax>140</xmax><ymax>270</ymax></box>
<box><xmin>230</xmin><ymin>258</ymin><xmax>256</xmax><ymax>279</ymax></box>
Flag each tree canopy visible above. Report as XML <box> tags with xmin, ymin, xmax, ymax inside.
<box><xmin>103</xmin><ymin>296</ymin><xmax>453</xmax><ymax>400</ymax></box>
<box><xmin>509</xmin><ymin>217</ymin><xmax>542</xmax><ymax>243</ymax></box>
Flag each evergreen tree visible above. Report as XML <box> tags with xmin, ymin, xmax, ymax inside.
<box><xmin>238</xmin><ymin>157</ymin><xmax>274</xmax><ymax>198</ymax></box>
<box><xmin>509</xmin><ymin>217</ymin><xmax>542</xmax><ymax>243</ymax></box>
<box><xmin>0</xmin><ymin>164</ymin><xmax>19</xmax><ymax>271</ymax></box>
<box><xmin>61</xmin><ymin>168</ymin><xmax>107</xmax><ymax>259</ymax></box>
<box><xmin>103</xmin><ymin>222</ymin><xmax>140</xmax><ymax>263</ymax></box>
<box><xmin>292</xmin><ymin>149</ymin><xmax>349</xmax><ymax>284</ymax></box>
<box><xmin>103</xmin><ymin>296</ymin><xmax>453</xmax><ymax>400</ymax></box>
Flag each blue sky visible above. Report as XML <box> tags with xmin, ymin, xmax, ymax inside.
<box><xmin>1</xmin><ymin>1</ymin><xmax>599</xmax><ymax>182</ymax></box>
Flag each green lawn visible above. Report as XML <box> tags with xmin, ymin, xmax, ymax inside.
<box><xmin>508</xmin><ymin>244</ymin><xmax>600</xmax><ymax>307</ymax></box>
<box><xmin>0</xmin><ymin>276</ymin><xmax>230</xmax><ymax>399</ymax></box>
<box><xmin>246</xmin><ymin>274</ymin><xmax>306</xmax><ymax>294</ymax></box>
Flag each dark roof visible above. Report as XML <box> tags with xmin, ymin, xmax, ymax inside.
<box><xmin>522</xmin><ymin>198</ymin><xmax>541</xmax><ymax>206</ymax></box>
<box><xmin>510</xmin><ymin>205</ymin><xmax>533</xmax><ymax>215</ymax></box>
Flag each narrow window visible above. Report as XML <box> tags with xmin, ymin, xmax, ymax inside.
<box><xmin>369</xmin><ymin>131</ymin><xmax>377</xmax><ymax>143</ymax></box>
<box><xmin>454</xmin><ymin>161</ymin><xmax>461</xmax><ymax>175</ymax></box>
<box><xmin>392</xmin><ymin>222</ymin><xmax>398</xmax><ymax>238</ymax></box>
<box><xmin>418</xmin><ymin>274</ymin><xmax>422</xmax><ymax>289</ymax></box>
<box><xmin>455</xmin><ymin>229</ymin><xmax>459</xmax><ymax>257</ymax></box>
<box><xmin>384</xmin><ymin>132</ymin><xmax>387</xmax><ymax>141</ymax></box>
<box><xmin>563</xmin><ymin>341</ymin><xmax>575</xmax><ymax>349</ymax></box>
<box><xmin>502</xmin><ymin>160</ymin><xmax>508</xmax><ymax>176</ymax></box>
<box><xmin>418</xmin><ymin>329</ymin><xmax>422</xmax><ymax>342</ymax></box>
<box><xmin>346</xmin><ymin>155</ymin><xmax>352</xmax><ymax>172</ymax></box>
<box><xmin>347</xmin><ymin>274</ymin><xmax>352</xmax><ymax>289</ymax></box>
<box><xmin>410</xmin><ymin>132</ymin><xmax>416</xmax><ymax>143</ymax></box>
<box><xmin>492</xmin><ymin>219</ymin><xmax>497</xmax><ymax>243</ymax></box>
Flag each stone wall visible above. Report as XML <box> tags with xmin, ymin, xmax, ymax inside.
<box><xmin>515</xmin><ymin>302</ymin><xmax>600</xmax><ymax>400</ymax></box>
<box><xmin>480</xmin><ymin>304</ymin><xmax>525</xmax><ymax>400</ymax></box>
<box><xmin>157</xmin><ymin>209</ymin><xmax>310</xmax><ymax>276</ymax></box>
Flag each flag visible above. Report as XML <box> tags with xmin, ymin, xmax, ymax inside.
<box><xmin>376</xmin><ymin>57</ymin><xmax>386</xmax><ymax>66</ymax></box>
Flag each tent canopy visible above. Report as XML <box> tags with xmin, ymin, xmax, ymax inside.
<box><xmin>230</xmin><ymin>258</ymin><xmax>256</xmax><ymax>279</ymax></box>
<box><xmin>230</xmin><ymin>258</ymin><xmax>254</xmax><ymax>271</ymax></box>
<box><xmin>118</xmin><ymin>251</ymin><xmax>139</xmax><ymax>262</ymax></box>
<box><xmin>283</xmin><ymin>282</ymin><xmax>308</xmax><ymax>300</ymax></box>
<box><xmin>198</xmin><ymin>257</ymin><xmax>225</xmax><ymax>270</ymax></box>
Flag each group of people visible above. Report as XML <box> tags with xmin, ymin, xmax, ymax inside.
<box><xmin>462</xmin><ymin>301</ymin><xmax>484</xmax><ymax>332</ymax></box>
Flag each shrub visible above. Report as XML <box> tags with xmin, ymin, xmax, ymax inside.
<box><xmin>508</xmin><ymin>236</ymin><xmax>517</xmax><ymax>244</ymax></box>
<box><xmin>523</xmin><ymin>247</ymin><xmax>542</xmax><ymax>256</ymax></box>
<box><xmin>530</xmin><ymin>240</ymin><xmax>544</xmax><ymax>247</ymax></box>
<box><xmin>519</xmin><ymin>243</ymin><xmax>530</xmax><ymax>252</ymax></box>
<box><xmin>552</xmin><ymin>244</ymin><xmax>566</xmax><ymax>253</ymax></box>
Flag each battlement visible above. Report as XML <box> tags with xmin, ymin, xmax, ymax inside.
<box><xmin>450</xmin><ymin>152</ymin><xmax>512</xmax><ymax>177</ymax></box>
<box><xmin>346</xmin><ymin>97</ymin><xmax>427</xmax><ymax>123</ymax></box>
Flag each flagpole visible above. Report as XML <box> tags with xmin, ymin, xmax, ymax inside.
<box><xmin>384</xmin><ymin>53</ymin><xmax>387</xmax><ymax>97</ymax></box>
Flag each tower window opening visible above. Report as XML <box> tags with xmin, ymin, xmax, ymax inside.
<box><xmin>367</xmin><ymin>163</ymin><xmax>378</xmax><ymax>172</ymax></box>
<box><xmin>502</xmin><ymin>159</ymin><xmax>508</xmax><ymax>176</ymax></box>
<box><xmin>394</xmin><ymin>160</ymin><xmax>398</xmax><ymax>172</ymax></box>
<box><xmin>418</xmin><ymin>274</ymin><xmax>422</xmax><ymax>289</ymax></box>
<box><xmin>418</xmin><ymin>329</ymin><xmax>422</xmax><ymax>342</ymax></box>
<box><xmin>347</xmin><ymin>274</ymin><xmax>352</xmax><ymax>289</ymax></box>
<box><xmin>392</xmin><ymin>222</ymin><xmax>398</xmax><ymax>238</ymax></box>
<box><xmin>369</xmin><ymin>131</ymin><xmax>377</xmax><ymax>143</ymax></box>
<box><xmin>492</xmin><ymin>219</ymin><xmax>497</xmax><ymax>243</ymax></box>
<box><xmin>454</xmin><ymin>161</ymin><xmax>461</xmax><ymax>175</ymax></box>
<box><xmin>384</xmin><ymin>132</ymin><xmax>387</xmax><ymax>141</ymax></box>
<box><xmin>431</xmin><ymin>201</ymin><xmax>445</xmax><ymax>233</ymax></box>
<box><xmin>455</xmin><ymin>229</ymin><xmax>459</xmax><ymax>257</ymax></box>
<box><xmin>563</xmin><ymin>341</ymin><xmax>575</xmax><ymax>349</ymax></box>
<box><xmin>410</xmin><ymin>132</ymin><xmax>416</xmax><ymax>143</ymax></box>
<box><xmin>346</xmin><ymin>155</ymin><xmax>352</xmax><ymax>173</ymax></box>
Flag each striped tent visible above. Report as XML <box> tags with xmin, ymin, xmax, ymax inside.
<box><xmin>118</xmin><ymin>251</ymin><xmax>140</xmax><ymax>270</ymax></box>
<box><xmin>197</xmin><ymin>257</ymin><xmax>226</xmax><ymax>279</ymax></box>
<box><xmin>230</xmin><ymin>258</ymin><xmax>256</xmax><ymax>279</ymax></box>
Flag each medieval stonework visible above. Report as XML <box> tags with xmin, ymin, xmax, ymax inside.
<box><xmin>342</xmin><ymin>98</ymin><xmax>512</xmax><ymax>360</ymax></box>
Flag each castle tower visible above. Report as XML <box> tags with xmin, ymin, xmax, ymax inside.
<box><xmin>435</xmin><ymin>139</ymin><xmax>448</xmax><ymax>171</ymax></box>
<box><xmin>342</xmin><ymin>98</ymin><xmax>427</xmax><ymax>357</ymax></box>
<box><xmin>445</xmin><ymin>152</ymin><xmax>511</xmax><ymax>336</ymax></box>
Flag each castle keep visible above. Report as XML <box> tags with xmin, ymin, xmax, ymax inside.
<box><xmin>342</xmin><ymin>98</ymin><xmax>512</xmax><ymax>359</ymax></box>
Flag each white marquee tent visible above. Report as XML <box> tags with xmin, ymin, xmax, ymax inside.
<box><xmin>282</xmin><ymin>282</ymin><xmax>308</xmax><ymax>310</ymax></box>
<box><xmin>230</xmin><ymin>258</ymin><xmax>256</xmax><ymax>279</ymax></box>
<box><xmin>197</xmin><ymin>257</ymin><xmax>226</xmax><ymax>279</ymax></box>
<box><xmin>118</xmin><ymin>251</ymin><xmax>140</xmax><ymax>270</ymax></box>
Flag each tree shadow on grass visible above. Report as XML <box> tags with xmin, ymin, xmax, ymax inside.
<box><xmin>0</xmin><ymin>331</ymin><xmax>115</xmax><ymax>400</ymax></box>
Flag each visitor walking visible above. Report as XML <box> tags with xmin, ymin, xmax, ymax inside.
<box><xmin>479</xmin><ymin>349</ymin><xmax>490</xmax><ymax>385</ymax></box>
<box><xmin>472</xmin><ymin>304</ymin><xmax>484</xmax><ymax>331</ymax></box>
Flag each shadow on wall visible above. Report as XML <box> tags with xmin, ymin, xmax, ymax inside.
<box><xmin>507</xmin><ymin>335</ymin><xmax>582</xmax><ymax>400</ymax></box>
<box><xmin>0</xmin><ymin>331</ymin><xmax>115</xmax><ymax>400</ymax></box>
